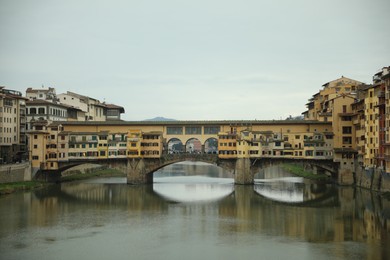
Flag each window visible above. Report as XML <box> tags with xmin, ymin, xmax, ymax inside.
<box><xmin>343</xmin><ymin>105</ymin><xmax>347</xmax><ymax>113</ymax></box>
<box><xmin>38</xmin><ymin>108</ymin><xmax>45</xmax><ymax>114</ymax></box>
<box><xmin>342</xmin><ymin>127</ymin><xmax>352</xmax><ymax>134</ymax></box>
<box><xmin>204</xmin><ymin>126</ymin><xmax>220</xmax><ymax>135</ymax></box>
<box><xmin>342</xmin><ymin>137</ymin><xmax>352</xmax><ymax>144</ymax></box>
<box><xmin>185</xmin><ymin>126</ymin><xmax>201</xmax><ymax>135</ymax></box>
<box><xmin>167</xmin><ymin>127</ymin><xmax>183</xmax><ymax>135</ymax></box>
<box><xmin>342</xmin><ymin>116</ymin><xmax>352</xmax><ymax>121</ymax></box>
<box><xmin>30</xmin><ymin>108</ymin><xmax>37</xmax><ymax>114</ymax></box>
<box><xmin>32</xmin><ymin>156</ymin><xmax>39</xmax><ymax>160</ymax></box>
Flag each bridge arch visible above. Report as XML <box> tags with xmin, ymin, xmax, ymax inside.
<box><xmin>185</xmin><ymin>138</ymin><xmax>202</xmax><ymax>153</ymax></box>
<box><xmin>167</xmin><ymin>138</ymin><xmax>184</xmax><ymax>154</ymax></box>
<box><xmin>204</xmin><ymin>137</ymin><xmax>218</xmax><ymax>154</ymax></box>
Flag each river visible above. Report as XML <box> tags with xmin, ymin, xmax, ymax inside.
<box><xmin>0</xmin><ymin>162</ymin><xmax>389</xmax><ymax>260</ymax></box>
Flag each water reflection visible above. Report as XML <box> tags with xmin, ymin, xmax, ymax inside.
<box><xmin>254</xmin><ymin>165</ymin><xmax>335</xmax><ymax>205</ymax></box>
<box><xmin>0</xmin><ymin>163</ymin><xmax>390</xmax><ymax>260</ymax></box>
<box><xmin>153</xmin><ymin>162</ymin><xmax>234</xmax><ymax>203</ymax></box>
<box><xmin>254</xmin><ymin>181</ymin><xmax>306</xmax><ymax>203</ymax></box>
<box><xmin>153</xmin><ymin>176</ymin><xmax>234</xmax><ymax>203</ymax></box>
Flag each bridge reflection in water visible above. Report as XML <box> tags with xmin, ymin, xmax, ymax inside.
<box><xmin>153</xmin><ymin>161</ymin><xmax>234</xmax><ymax>203</ymax></box>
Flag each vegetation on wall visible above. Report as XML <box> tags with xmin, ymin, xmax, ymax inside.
<box><xmin>281</xmin><ymin>163</ymin><xmax>330</xmax><ymax>181</ymax></box>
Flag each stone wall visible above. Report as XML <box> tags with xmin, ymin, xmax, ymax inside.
<box><xmin>355</xmin><ymin>166</ymin><xmax>390</xmax><ymax>193</ymax></box>
<box><xmin>0</xmin><ymin>162</ymin><xmax>31</xmax><ymax>183</ymax></box>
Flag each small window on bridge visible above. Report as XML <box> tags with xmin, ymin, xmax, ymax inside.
<box><xmin>167</xmin><ymin>127</ymin><xmax>183</xmax><ymax>135</ymax></box>
<box><xmin>185</xmin><ymin>126</ymin><xmax>201</xmax><ymax>135</ymax></box>
<box><xmin>204</xmin><ymin>126</ymin><xmax>220</xmax><ymax>135</ymax></box>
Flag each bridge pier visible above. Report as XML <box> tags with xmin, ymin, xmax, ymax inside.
<box><xmin>234</xmin><ymin>158</ymin><xmax>254</xmax><ymax>185</ymax></box>
<box><xmin>126</xmin><ymin>159</ymin><xmax>153</xmax><ymax>185</ymax></box>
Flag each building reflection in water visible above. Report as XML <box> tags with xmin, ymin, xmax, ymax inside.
<box><xmin>0</xmin><ymin>163</ymin><xmax>389</xmax><ymax>260</ymax></box>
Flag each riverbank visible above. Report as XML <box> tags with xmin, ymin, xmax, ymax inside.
<box><xmin>0</xmin><ymin>169</ymin><xmax>125</xmax><ymax>196</ymax></box>
<box><xmin>281</xmin><ymin>163</ymin><xmax>331</xmax><ymax>181</ymax></box>
<box><xmin>0</xmin><ymin>181</ymin><xmax>47</xmax><ymax>195</ymax></box>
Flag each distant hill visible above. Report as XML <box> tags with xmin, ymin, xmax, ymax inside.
<box><xmin>144</xmin><ymin>117</ymin><xmax>177</xmax><ymax>121</ymax></box>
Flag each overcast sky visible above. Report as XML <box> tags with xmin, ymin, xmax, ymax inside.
<box><xmin>1</xmin><ymin>0</ymin><xmax>389</xmax><ymax>121</ymax></box>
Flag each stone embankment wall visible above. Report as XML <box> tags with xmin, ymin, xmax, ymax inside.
<box><xmin>355</xmin><ymin>167</ymin><xmax>390</xmax><ymax>193</ymax></box>
<box><xmin>0</xmin><ymin>162</ymin><xmax>31</xmax><ymax>183</ymax></box>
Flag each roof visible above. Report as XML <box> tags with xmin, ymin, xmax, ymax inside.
<box><xmin>94</xmin><ymin>102</ymin><xmax>125</xmax><ymax>113</ymax></box>
<box><xmin>26</xmin><ymin>87</ymin><xmax>51</xmax><ymax>93</ymax></box>
<box><xmin>0</xmin><ymin>88</ymin><xmax>28</xmax><ymax>100</ymax></box>
<box><xmin>105</xmin><ymin>103</ymin><xmax>125</xmax><ymax>113</ymax></box>
<box><xmin>26</xmin><ymin>100</ymin><xmax>82</xmax><ymax>111</ymax></box>
<box><xmin>322</xmin><ymin>76</ymin><xmax>364</xmax><ymax>88</ymax></box>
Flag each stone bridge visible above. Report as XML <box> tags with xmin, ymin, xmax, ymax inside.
<box><xmin>54</xmin><ymin>154</ymin><xmax>338</xmax><ymax>185</ymax></box>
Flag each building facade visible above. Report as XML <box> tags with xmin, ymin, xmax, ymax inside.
<box><xmin>28</xmin><ymin>120</ymin><xmax>332</xmax><ymax>174</ymax></box>
<box><xmin>57</xmin><ymin>91</ymin><xmax>124</xmax><ymax>121</ymax></box>
<box><xmin>0</xmin><ymin>87</ymin><xmax>28</xmax><ymax>163</ymax></box>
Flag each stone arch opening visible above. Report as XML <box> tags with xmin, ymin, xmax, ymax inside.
<box><xmin>185</xmin><ymin>138</ymin><xmax>202</xmax><ymax>154</ymax></box>
<box><xmin>204</xmin><ymin>138</ymin><xmax>218</xmax><ymax>154</ymax></box>
<box><xmin>167</xmin><ymin>138</ymin><xmax>184</xmax><ymax>154</ymax></box>
<box><xmin>60</xmin><ymin>162</ymin><xmax>126</xmax><ymax>178</ymax></box>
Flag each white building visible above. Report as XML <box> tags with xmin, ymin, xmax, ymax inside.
<box><xmin>26</xmin><ymin>87</ymin><xmax>58</xmax><ymax>102</ymax></box>
<box><xmin>25</xmin><ymin>99</ymin><xmax>82</xmax><ymax>130</ymax></box>
<box><xmin>58</xmin><ymin>91</ymin><xmax>124</xmax><ymax>121</ymax></box>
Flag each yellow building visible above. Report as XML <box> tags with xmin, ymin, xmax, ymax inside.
<box><xmin>384</xmin><ymin>71</ymin><xmax>390</xmax><ymax>173</ymax></box>
<box><xmin>140</xmin><ymin>132</ymin><xmax>163</xmax><ymax>158</ymax></box>
<box><xmin>127</xmin><ymin>130</ymin><xmax>142</xmax><ymax>158</ymax></box>
<box><xmin>351</xmin><ymin>89</ymin><xmax>366</xmax><ymax>168</ymax></box>
<box><xmin>28</xmin><ymin>120</ymin><xmax>333</xmax><ymax>172</ymax></box>
<box><xmin>303</xmin><ymin>76</ymin><xmax>363</xmax><ymax>122</ymax></box>
<box><xmin>218</xmin><ymin>132</ymin><xmax>237</xmax><ymax>159</ymax></box>
<box><xmin>364</xmin><ymin>86</ymin><xmax>380</xmax><ymax>167</ymax></box>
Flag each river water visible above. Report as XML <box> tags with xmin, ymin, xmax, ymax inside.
<box><xmin>0</xmin><ymin>162</ymin><xmax>389</xmax><ymax>260</ymax></box>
